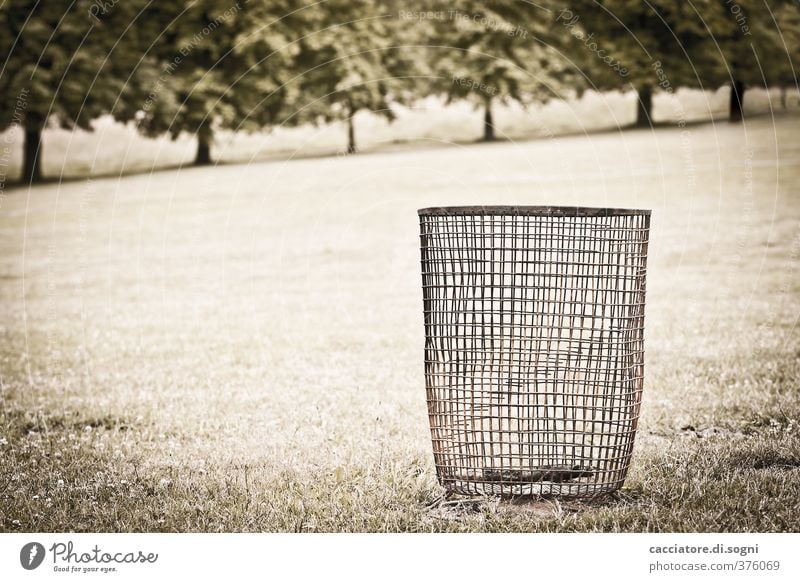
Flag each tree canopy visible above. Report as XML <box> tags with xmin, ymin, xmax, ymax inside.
<box><xmin>0</xmin><ymin>0</ymin><xmax>152</xmax><ymax>181</ymax></box>
<box><xmin>2</xmin><ymin>0</ymin><xmax>799</xmax><ymax>182</ymax></box>
<box><xmin>288</xmin><ymin>0</ymin><xmax>423</xmax><ymax>153</ymax></box>
<box><xmin>701</xmin><ymin>0</ymin><xmax>798</xmax><ymax>120</ymax></box>
<box><xmin>560</xmin><ymin>1</ymin><xmax>726</xmax><ymax>126</ymax></box>
<box><xmin>418</xmin><ymin>1</ymin><xmax>577</xmax><ymax>140</ymax></box>
<box><xmin>134</xmin><ymin>1</ymin><xmax>302</xmax><ymax>165</ymax></box>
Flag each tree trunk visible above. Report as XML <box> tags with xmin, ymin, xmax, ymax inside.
<box><xmin>195</xmin><ymin>119</ymin><xmax>212</xmax><ymax>165</ymax></box>
<box><xmin>729</xmin><ymin>80</ymin><xmax>745</xmax><ymax>122</ymax></box>
<box><xmin>346</xmin><ymin>110</ymin><xmax>356</xmax><ymax>154</ymax></box>
<box><xmin>483</xmin><ymin>97</ymin><xmax>495</xmax><ymax>141</ymax></box>
<box><xmin>22</xmin><ymin>113</ymin><xmax>44</xmax><ymax>183</ymax></box>
<box><xmin>635</xmin><ymin>86</ymin><xmax>653</xmax><ymax>127</ymax></box>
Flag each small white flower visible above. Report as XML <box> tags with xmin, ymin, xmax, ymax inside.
<box><xmin>32</xmin><ymin>494</ymin><xmax>39</xmax><ymax>500</ymax></box>
<box><xmin>0</xmin><ymin>436</ymin><xmax>8</xmax><ymax>446</ymax></box>
<box><xmin>57</xmin><ymin>479</ymin><xmax>64</xmax><ymax>487</ymax></box>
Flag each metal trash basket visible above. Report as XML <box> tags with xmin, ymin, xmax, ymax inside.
<box><xmin>418</xmin><ymin>206</ymin><xmax>651</xmax><ymax>497</ymax></box>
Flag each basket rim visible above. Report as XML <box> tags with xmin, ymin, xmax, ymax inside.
<box><xmin>418</xmin><ymin>205</ymin><xmax>651</xmax><ymax>217</ymax></box>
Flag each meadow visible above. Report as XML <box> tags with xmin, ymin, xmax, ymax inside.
<box><xmin>1</xmin><ymin>109</ymin><xmax>799</xmax><ymax>532</ymax></box>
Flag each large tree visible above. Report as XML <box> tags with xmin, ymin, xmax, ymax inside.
<box><xmin>134</xmin><ymin>0</ymin><xmax>302</xmax><ymax>165</ymax></box>
<box><xmin>562</xmin><ymin>0</ymin><xmax>723</xmax><ymax>127</ymax></box>
<box><xmin>424</xmin><ymin>0</ymin><xmax>575</xmax><ymax>141</ymax></box>
<box><xmin>700</xmin><ymin>0</ymin><xmax>778</xmax><ymax>122</ymax></box>
<box><xmin>703</xmin><ymin>0</ymin><xmax>799</xmax><ymax>121</ymax></box>
<box><xmin>0</xmin><ymin>0</ymin><xmax>150</xmax><ymax>182</ymax></box>
<box><xmin>284</xmin><ymin>0</ymin><xmax>424</xmax><ymax>154</ymax></box>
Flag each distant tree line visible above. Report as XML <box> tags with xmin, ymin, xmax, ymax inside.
<box><xmin>1</xmin><ymin>0</ymin><xmax>798</xmax><ymax>182</ymax></box>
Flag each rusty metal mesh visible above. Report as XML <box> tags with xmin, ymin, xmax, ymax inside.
<box><xmin>418</xmin><ymin>206</ymin><xmax>651</xmax><ymax>497</ymax></box>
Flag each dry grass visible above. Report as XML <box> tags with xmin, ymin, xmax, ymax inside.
<box><xmin>1</xmin><ymin>112</ymin><xmax>799</xmax><ymax>532</ymax></box>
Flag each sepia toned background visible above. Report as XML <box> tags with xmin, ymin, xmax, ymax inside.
<box><xmin>1</xmin><ymin>1</ymin><xmax>799</xmax><ymax>532</ymax></box>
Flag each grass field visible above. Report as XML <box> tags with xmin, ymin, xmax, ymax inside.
<box><xmin>1</xmin><ymin>113</ymin><xmax>799</xmax><ymax>532</ymax></box>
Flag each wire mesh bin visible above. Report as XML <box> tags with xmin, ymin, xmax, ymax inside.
<box><xmin>418</xmin><ymin>206</ymin><xmax>651</xmax><ymax>497</ymax></box>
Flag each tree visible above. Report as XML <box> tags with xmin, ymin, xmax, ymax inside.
<box><xmin>135</xmin><ymin>1</ymin><xmax>301</xmax><ymax>165</ymax></box>
<box><xmin>424</xmin><ymin>0</ymin><xmax>574</xmax><ymax>141</ymax></box>
<box><xmin>562</xmin><ymin>1</ymin><xmax>723</xmax><ymax>127</ymax></box>
<box><xmin>0</xmin><ymin>1</ymin><xmax>150</xmax><ymax>182</ymax></box>
<box><xmin>701</xmin><ymin>0</ymin><xmax>797</xmax><ymax>121</ymax></box>
<box><xmin>773</xmin><ymin>2</ymin><xmax>800</xmax><ymax>109</ymax></box>
<box><xmin>285</xmin><ymin>0</ymin><xmax>424</xmax><ymax>154</ymax></box>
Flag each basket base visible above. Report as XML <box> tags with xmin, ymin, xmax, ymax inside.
<box><xmin>443</xmin><ymin>479</ymin><xmax>620</xmax><ymax>498</ymax></box>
